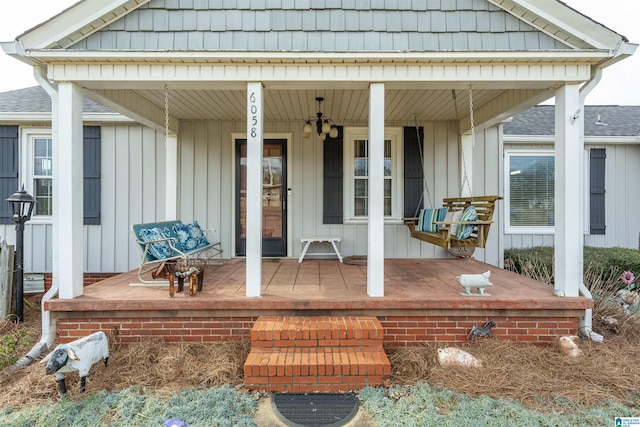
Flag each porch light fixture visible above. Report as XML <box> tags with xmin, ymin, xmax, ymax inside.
<box><xmin>6</xmin><ymin>185</ymin><xmax>36</xmax><ymax>323</ymax></box>
<box><xmin>302</xmin><ymin>97</ymin><xmax>339</xmax><ymax>141</ymax></box>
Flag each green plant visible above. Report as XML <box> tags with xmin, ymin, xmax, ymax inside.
<box><xmin>504</xmin><ymin>246</ymin><xmax>640</xmax><ymax>288</ymax></box>
<box><xmin>0</xmin><ymin>327</ymin><xmax>35</xmax><ymax>370</ymax></box>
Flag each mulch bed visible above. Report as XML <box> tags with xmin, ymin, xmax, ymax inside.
<box><xmin>0</xmin><ymin>296</ymin><xmax>639</xmax><ymax>413</ymax></box>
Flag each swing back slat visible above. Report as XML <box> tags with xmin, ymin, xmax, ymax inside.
<box><xmin>404</xmin><ymin>195</ymin><xmax>502</xmax><ymax>252</ymax></box>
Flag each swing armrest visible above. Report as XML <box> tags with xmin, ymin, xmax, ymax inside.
<box><xmin>434</xmin><ymin>220</ymin><xmax>493</xmax><ymax>225</ymax></box>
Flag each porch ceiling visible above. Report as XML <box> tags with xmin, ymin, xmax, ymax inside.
<box><xmin>90</xmin><ymin>86</ymin><xmax>551</xmax><ymax>124</ymax></box>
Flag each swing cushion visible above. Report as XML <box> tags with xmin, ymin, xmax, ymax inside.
<box><xmin>417</xmin><ymin>208</ymin><xmax>448</xmax><ymax>232</ymax></box>
<box><xmin>444</xmin><ymin>210</ymin><xmax>464</xmax><ymax>235</ymax></box>
<box><xmin>456</xmin><ymin>206</ymin><xmax>478</xmax><ymax>240</ymax></box>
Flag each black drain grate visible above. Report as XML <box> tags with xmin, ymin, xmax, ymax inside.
<box><xmin>272</xmin><ymin>393</ymin><xmax>360</xmax><ymax>427</ymax></box>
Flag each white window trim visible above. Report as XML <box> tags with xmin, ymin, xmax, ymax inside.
<box><xmin>20</xmin><ymin>127</ymin><xmax>53</xmax><ymax>224</ymax></box>
<box><xmin>343</xmin><ymin>127</ymin><xmax>404</xmax><ymax>224</ymax></box>
<box><xmin>504</xmin><ymin>149</ymin><xmax>555</xmax><ymax>234</ymax></box>
<box><xmin>504</xmin><ymin>147</ymin><xmax>590</xmax><ymax>235</ymax></box>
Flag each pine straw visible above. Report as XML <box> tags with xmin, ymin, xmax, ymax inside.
<box><xmin>0</xmin><ymin>299</ymin><xmax>250</xmax><ymax>410</ymax></box>
<box><xmin>387</xmin><ymin>336</ymin><xmax>640</xmax><ymax>412</ymax></box>
<box><xmin>2</xmin><ymin>296</ymin><xmax>640</xmax><ymax>414</ymax></box>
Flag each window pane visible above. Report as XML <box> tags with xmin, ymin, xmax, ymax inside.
<box><xmin>354</xmin><ymin>140</ymin><xmax>367</xmax><ymax>157</ymax></box>
<box><xmin>33</xmin><ymin>138</ymin><xmax>53</xmax><ymax>176</ymax></box>
<box><xmin>34</xmin><ymin>178</ymin><xmax>53</xmax><ymax>216</ymax></box>
<box><xmin>354</xmin><ymin>179</ymin><xmax>367</xmax><ymax>216</ymax></box>
<box><xmin>384</xmin><ymin>179</ymin><xmax>392</xmax><ymax>216</ymax></box>
<box><xmin>509</xmin><ymin>155</ymin><xmax>554</xmax><ymax>226</ymax></box>
<box><xmin>354</xmin><ymin>159</ymin><xmax>368</xmax><ymax>177</ymax></box>
<box><xmin>33</xmin><ymin>138</ymin><xmax>53</xmax><ymax>216</ymax></box>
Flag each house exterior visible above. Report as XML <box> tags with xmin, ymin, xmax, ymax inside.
<box><xmin>502</xmin><ymin>105</ymin><xmax>640</xmax><ymax>250</ymax></box>
<box><xmin>0</xmin><ymin>0</ymin><xmax>636</xmax><ymax>300</ymax></box>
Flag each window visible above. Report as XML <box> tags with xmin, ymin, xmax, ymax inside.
<box><xmin>505</xmin><ymin>150</ymin><xmax>555</xmax><ymax>233</ymax></box>
<box><xmin>33</xmin><ymin>137</ymin><xmax>53</xmax><ymax>216</ymax></box>
<box><xmin>21</xmin><ymin>129</ymin><xmax>53</xmax><ymax>220</ymax></box>
<box><xmin>344</xmin><ymin>127</ymin><xmax>403</xmax><ymax>222</ymax></box>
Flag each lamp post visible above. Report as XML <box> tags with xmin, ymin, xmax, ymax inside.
<box><xmin>6</xmin><ymin>185</ymin><xmax>36</xmax><ymax>323</ymax></box>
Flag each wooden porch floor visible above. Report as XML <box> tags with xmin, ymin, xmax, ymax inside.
<box><xmin>45</xmin><ymin>258</ymin><xmax>591</xmax><ymax>315</ymax></box>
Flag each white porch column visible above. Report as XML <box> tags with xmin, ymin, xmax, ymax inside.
<box><xmin>368</xmin><ymin>83</ymin><xmax>385</xmax><ymax>297</ymax></box>
<box><xmin>460</xmin><ymin>134</ymin><xmax>473</xmax><ymax>197</ymax></box>
<box><xmin>56</xmin><ymin>82</ymin><xmax>84</xmax><ymax>298</ymax></box>
<box><xmin>165</xmin><ymin>133</ymin><xmax>178</xmax><ymax>220</ymax></box>
<box><xmin>554</xmin><ymin>84</ymin><xmax>582</xmax><ymax>297</ymax></box>
<box><xmin>246</xmin><ymin>82</ymin><xmax>263</xmax><ymax>297</ymax></box>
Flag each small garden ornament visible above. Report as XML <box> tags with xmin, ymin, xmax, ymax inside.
<box><xmin>458</xmin><ymin>270</ymin><xmax>492</xmax><ymax>296</ymax></box>
<box><xmin>468</xmin><ymin>319</ymin><xmax>497</xmax><ymax>339</ymax></box>
<box><xmin>436</xmin><ymin>347</ymin><xmax>483</xmax><ymax>368</ymax></box>
<box><xmin>556</xmin><ymin>335</ymin><xmax>583</xmax><ymax>358</ymax></box>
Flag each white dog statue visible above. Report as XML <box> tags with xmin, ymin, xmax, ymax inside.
<box><xmin>458</xmin><ymin>270</ymin><xmax>492</xmax><ymax>296</ymax></box>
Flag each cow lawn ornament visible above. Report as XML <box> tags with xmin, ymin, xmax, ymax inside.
<box><xmin>41</xmin><ymin>331</ymin><xmax>109</xmax><ymax>395</ymax></box>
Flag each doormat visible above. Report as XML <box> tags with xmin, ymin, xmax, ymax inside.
<box><xmin>272</xmin><ymin>393</ymin><xmax>360</xmax><ymax>427</ymax></box>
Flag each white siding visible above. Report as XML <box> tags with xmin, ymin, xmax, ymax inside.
<box><xmin>1</xmin><ymin>124</ymin><xmax>165</xmax><ymax>274</ymax></box>
<box><xmin>4</xmin><ymin>119</ymin><xmax>504</xmax><ymax>275</ymax></box>
<box><xmin>177</xmin><ymin>119</ymin><xmax>503</xmax><ymax>264</ymax></box>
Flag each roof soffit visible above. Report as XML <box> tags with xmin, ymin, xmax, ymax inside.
<box><xmin>488</xmin><ymin>0</ymin><xmax>628</xmax><ymax>50</ymax></box>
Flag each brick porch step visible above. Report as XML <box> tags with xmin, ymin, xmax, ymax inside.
<box><xmin>244</xmin><ymin>316</ymin><xmax>391</xmax><ymax>393</ymax></box>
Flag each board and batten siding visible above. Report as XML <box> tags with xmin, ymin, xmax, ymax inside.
<box><xmin>503</xmin><ymin>142</ymin><xmax>640</xmax><ymax>250</ymax></box>
<box><xmin>0</xmin><ymin>124</ymin><xmax>165</xmax><ymax>273</ymax></box>
<box><xmin>177</xmin><ymin>119</ymin><xmax>502</xmax><ymax>266</ymax></box>
<box><xmin>3</xmin><ymin>119</ymin><xmax>503</xmax><ymax>275</ymax></box>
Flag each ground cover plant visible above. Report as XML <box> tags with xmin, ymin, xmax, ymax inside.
<box><xmin>0</xmin><ymin>246</ymin><xmax>638</xmax><ymax>425</ymax></box>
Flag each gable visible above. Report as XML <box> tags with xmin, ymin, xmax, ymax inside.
<box><xmin>69</xmin><ymin>0</ymin><xmax>571</xmax><ymax>52</ymax></box>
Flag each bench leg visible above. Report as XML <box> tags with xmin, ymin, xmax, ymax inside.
<box><xmin>298</xmin><ymin>240</ymin><xmax>312</xmax><ymax>263</ymax></box>
<box><xmin>169</xmin><ymin>273</ymin><xmax>175</xmax><ymax>297</ymax></box>
<box><xmin>330</xmin><ymin>240</ymin><xmax>343</xmax><ymax>263</ymax></box>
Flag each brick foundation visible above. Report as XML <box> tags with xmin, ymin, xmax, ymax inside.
<box><xmin>54</xmin><ymin>313</ymin><xmax>579</xmax><ymax>347</ymax></box>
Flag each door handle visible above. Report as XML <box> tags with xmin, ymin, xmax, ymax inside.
<box><xmin>282</xmin><ymin>197</ymin><xmax>286</xmax><ymax>212</ymax></box>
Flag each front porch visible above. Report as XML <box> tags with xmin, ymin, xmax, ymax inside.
<box><xmin>45</xmin><ymin>258</ymin><xmax>591</xmax><ymax>347</ymax></box>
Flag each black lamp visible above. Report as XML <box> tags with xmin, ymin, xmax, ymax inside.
<box><xmin>6</xmin><ymin>185</ymin><xmax>36</xmax><ymax>323</ymax></box>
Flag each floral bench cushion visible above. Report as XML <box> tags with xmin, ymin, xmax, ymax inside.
<box><xmin>173</xmin><ymin>220</ymin><xmax>210</xmax><ymax>251</ymax></box>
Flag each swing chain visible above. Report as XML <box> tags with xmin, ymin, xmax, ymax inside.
<box><xmin>413</xmin><ymin>114</ymin><xmax>433</xmax><ymax>218</ymax></box>
<box><xmin>164</xmin><ymin>84</ymin><xmax>169</xmax><ymax>146</ymax></box>
<box><xmin>458</xmin><ymin>86</ymin><xmax>474</xmax><ymax>198</ymax></box>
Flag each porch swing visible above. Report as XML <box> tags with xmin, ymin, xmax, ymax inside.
<box><xmin>404</xmin><ymin>87</ymin><xmax>502</xmax><ymax>257</ymax></box>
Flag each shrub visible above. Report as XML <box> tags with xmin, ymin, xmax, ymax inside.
<box><xmin>504</xmin><ymin>246</ymin><xmax>640</xmax><ymax>288</ymax></box>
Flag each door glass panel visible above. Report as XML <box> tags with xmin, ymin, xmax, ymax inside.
<box><xmin>239</xmin><ymin>143</ymin><xmax>284</xmax><ymax>239</ymax></box>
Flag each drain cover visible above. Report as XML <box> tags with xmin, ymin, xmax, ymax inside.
<box><xmin>272</xmin><ymin>393</ymin><xmax>360</xmax><ymax>427</ymax></box>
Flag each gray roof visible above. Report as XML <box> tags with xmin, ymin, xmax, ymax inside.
<box><xmin>504</xmin><ymin>105</ymin><xmax>640</xmax><ymax>137</ymax></box>
<box><xmin>0</xmin><ymin>86</ymin><xmax>111</xmax><ymax>113</ymax></box>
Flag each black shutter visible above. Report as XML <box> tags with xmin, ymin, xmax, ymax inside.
<box><xmin>0</xmin><ymin>126</ymin><xmax>19</xmax><ymax>225</ymax></box>
<box><xmin>404</xmin><ymin>126</ymin><xmax>424</xmax><ymax>218</ymax></box>
<box><xmin>323</xmin><ymin>126</ymin><xmax>343</xmax><ymax>224</ymax></box>
<box><xmin>83</xmin><ymin>126</ymin><xmax>101</xmax><ymax>225</ymax></box>
<box><xmin>589</xmin><ymin>148</ymin><xmax>606</xmax><ymax>235</ymax></box>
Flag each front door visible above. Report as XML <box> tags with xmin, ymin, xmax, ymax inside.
<box><xmin>235</xmin><ymin>139</ymin><xmax>287</xmax><ymax>257</ymax></box>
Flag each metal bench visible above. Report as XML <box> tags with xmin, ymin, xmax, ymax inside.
<box><xmin>131</xmin><ymin>220</ymin><xmax>222</xmax><ymax>284</ymax></box>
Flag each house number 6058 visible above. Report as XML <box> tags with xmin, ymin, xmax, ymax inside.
<box><xmin>249</xmin><ymin>92</ymin><xmax>258</xmax><ymax>137</ymax></box>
